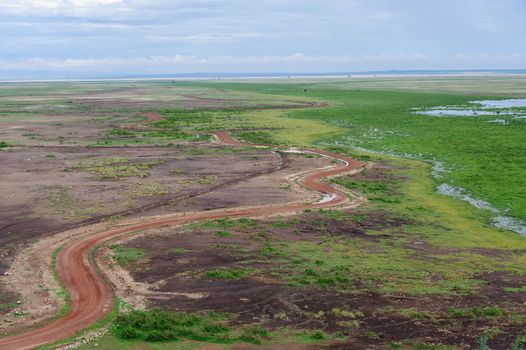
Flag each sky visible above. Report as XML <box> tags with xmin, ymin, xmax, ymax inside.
<box><xmin>0</xmin><ymin>0</ymin><xmax>525</xmax><ymax>79</ymax></box>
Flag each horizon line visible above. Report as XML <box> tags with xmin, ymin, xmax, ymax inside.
<box><xmin>2</xmin><ymin>68</ymin><xmax>526</xmax><ymax>83</ymax></box>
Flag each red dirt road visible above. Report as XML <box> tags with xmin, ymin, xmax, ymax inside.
<box><xmin>0</xmin><ymin>132</ymin><xmax>362</xmax><ymax>350</ymax></box>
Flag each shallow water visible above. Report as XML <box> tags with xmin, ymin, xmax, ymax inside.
<box><xmin>326</xmin><ymin>137</ymin><xmax>526</xmax><ymax>236</ymax></box>
<box><xmin>486</xmin><ymin>118</ymin><xmax>508</xmax><ymax>124</ymax></box>
<box><xmin>415</xmin><ymin>109</ymin><xmax>501</xmax><ymax>117</ymax></box>
<box><xmin>470</xmin><ymin>98</ymin><xmax>526</xmax><ymax>108</ymax></box>
<box><xmin>436</xmin><ymin>183</ymin><xmax>526</xmax><ymax>237</ymax></box>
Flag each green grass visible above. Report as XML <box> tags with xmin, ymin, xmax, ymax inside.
<box><xmin>447</xmin><ymin>306</ymin><xmax>504</xmax><ymax>320</ymax></box>
<box><xmin>0</xmin><ymin>303</ymin><xmax>18</xmax><ymax>310</ymax></box>
<box><xmin>216</xmin><ymin>231</ymin><xmax>233</xmax><ymax>237</ymax></box>
<box><xmin>332</xmin><ymin>176</ymin><xmax>401</xmax><ymax>204</ymax></box>
<box><xmin>111</xmin><ymin>309</ymin><xmax>232</xmax><ymax>343</ymax></box>
<box><xmin>109</xmin><ymin>245</ymin><xmax>145</xmax><ymax>265</ymax></box>
<box><xmin>50</xmin><ymin>246</ymin><xmax>70</xmax><ymax>319</ymax></box>
<box><xmin>204</xmin><ymin>267</ymin><xmax>256</xmax><ymax>280</ymax></box>
<box><xmin>174</xmin><ymin>80</ymin><xmax>525</xmax><ymax>223</ymax></box>
<box><xmin>503</xmin><ymin>285</ymin><xmax>526</xmax><ymax>293</ymax></box>
<box><xmin>168</xmin><ymin>247</ymin><xmax>190</xmax><ymax>254</ymax></box>
<box><xmin>232</xmin><ymin>131</ymin><xmax>276</xmax><ymax>145</ymax></box>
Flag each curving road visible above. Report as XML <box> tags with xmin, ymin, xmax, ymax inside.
<box><xmin>0</xmin><ymin>132</ymin><xmax>362</xmax><ymax>350</ymax></box>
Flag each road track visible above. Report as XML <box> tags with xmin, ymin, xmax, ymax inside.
<box><xmin>0</xmin><ymin>132</ymin><xmax>363</xmax><ymax>350</ymax></box>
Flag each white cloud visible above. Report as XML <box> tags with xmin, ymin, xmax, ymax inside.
<box><xmin>0</xmin><ymin>0</ymin><xmax>123</xmax><ymax>13</ymax></box>
<box><xmin>0</xmin><ymin>53</ymin><xmax>430</xmax><ymax>75</ymax></box>
<box><xmin>145</xmin><ymin>32</ymin><xmax>263</xmax><ymax>44</ymax></box>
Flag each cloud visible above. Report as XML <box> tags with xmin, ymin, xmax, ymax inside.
<box><xmin>0</xmin><ymin>0</ymin><xmax>124</xmax><ymax>15</ymax></box>
<box><xmin>145</xmin><ymin>32</ymin><xmax>263</xmax><ymax>44</ymax></box>
<box><xmin>0</xmin><ymin>53</ymin><xmax>431</xmax><ymax>76</ymax></box>
<box><xmin>0</xmin><ymin>0</ymin><xmax>525</xmax><ymax>78</ymax></box>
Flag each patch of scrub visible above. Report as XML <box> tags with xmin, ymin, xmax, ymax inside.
<box><xmin>470</xmin><ymin>98</ymin><xmax>526</xmax><ymax>108</ymax></box>
<box><xmin>437</xmin><ymin>184</ymin><xmax>526</xmax><ymax>237</ymax></box>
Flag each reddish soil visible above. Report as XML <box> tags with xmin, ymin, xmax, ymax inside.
<box><xmin>144</xmin><ymin>112</ymin><xmax>163</xmax><ymax>121</ymax></box>
<box><xmin>0</xmin><ymin>132</ymin><xmax>363</xmax><ymax>349</ymax></box>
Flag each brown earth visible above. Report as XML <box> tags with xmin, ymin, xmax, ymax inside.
<box><xmin>0</xmin><ymin>131</ymin><xmax>364</xmax><ymax>349</ymax></box>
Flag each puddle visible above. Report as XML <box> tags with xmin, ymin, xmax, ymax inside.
<box><xmin>470</xmin><ymin>98</ymin><xmax>526</xmax><ymax>109</ymax></box>
<box><xmin>414</xmin><ymin>98</ymin><xmax>526</xmax><ymax>118</ymax></box>
<box><xmin>437</xmin><ymin>184</ymin><xmax>499</xmax><ymax>213</ymax></box>
<box><xmin>486</xmin><ymin>119</ymin><xmax>508</xmax><ymax>124</ymax></box>
<box><xmin>437</xmin><ymin>183</ymin><xmax>526</xmax><ymax>237</ymax></box>
<box><xmin>493</xmin><ymin>216</ymin><xmax>526</xmax><ymax>236</ymax></box>
<box><xmin>415</xmin><ymin>109</ymin><xmax>503</xmax><ymax>117</ymax></box>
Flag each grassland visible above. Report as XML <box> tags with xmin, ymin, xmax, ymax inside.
<box><xmin>2</xmin><ymin>76</ymin><xmax>525</xmax><ymax>349</ymax></box>
<box><xmin>165</xmin><ymin>78</ymin><xmax>525</xmax><ymax>226</ymax></box>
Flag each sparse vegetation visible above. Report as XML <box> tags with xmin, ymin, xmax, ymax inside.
<box><xmin>216</xmin><ymin>230</ymin><xmax>232</xmax><ymax>237</ymax></box>
<box><xmin>128</xmin><ymin>182</ymin><xmax>166</xmax><ymax>198</ymax></box>
<box><xmin>205</xmin><ymin>267</ymin><xmax>256</xmax><ymax>280</ymax></box>
<box><xmin>73</xmin><ymin>157</ymin><xmax>164</xmax><ymax>179</ymax></box>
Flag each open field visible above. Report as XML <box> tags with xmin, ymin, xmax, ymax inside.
<box><xmin>0</xmin><ymin>76</ymin><xmax>525</xmax><ymax>350</ymax></box>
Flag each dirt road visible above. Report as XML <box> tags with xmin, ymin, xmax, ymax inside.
<box><xmin>0</xmin><ymin>132</ymin><xmax>362</xmax><ymax>350</ymax></box>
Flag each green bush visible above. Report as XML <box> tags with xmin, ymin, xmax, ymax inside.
<box><xmin>448</xmin><ymin>306</ymin><xmax>503</xmax><ymax>319</ymax></box>
<box><xmin>111</xmin><ymin>309</ymin><xmax>231</xmax><ymax>343</ymax></box>
<box><xmin>233</xmin><ymin>131</ymin><xmax>275</xmax><ymax>145</ymax></box>
<box><xmin>216</xmin><ymin>231</ymin><xmax>232</xmax><ymax>237</ymax></box>
<box><xmin>239</xmin><ymin>326</ymin><xmax>270</xmax><ymax>344</ymax></box>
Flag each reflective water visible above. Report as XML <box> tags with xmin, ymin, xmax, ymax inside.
<box><xmin>415</xmin><ymin>109</ymin><xmax>513</xmax><ymax>117</ymax></box>
<box><xmin>470</xmin><ymin>98</ymin><xmax>526</xmax><ymax>108</ymax></box>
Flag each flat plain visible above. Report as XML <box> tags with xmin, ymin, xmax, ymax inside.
<box><xmin>1</xmin><ymin>76</ymin><xmax>525</xmax><ymax>350</ymax></box>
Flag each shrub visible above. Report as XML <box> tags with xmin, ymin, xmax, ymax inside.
<box><xmin>111</xmin><ymin>309</ymin><xmax>231</xmax><ymax>343</ymax></box>
<box><xmin>239</xmin><ymin>326</ymin><xmax>270</xmax><ymax>344</ymax></box>
<box><xmin>216</xmin><ymin>231</ymin><xmax>232</xmax><ymax>237</ymax></box>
